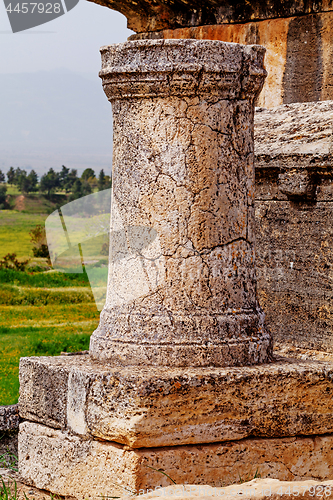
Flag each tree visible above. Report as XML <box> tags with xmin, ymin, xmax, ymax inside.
<box><xmin>98</xmin><ymin>169</ymin><xmax>112</xmax><ymax>191</ymax></box>
<box><xmin>0</xmin><ymin>185</ymin><xmax>7</xmax><ymax>209</ymax></box>
<box><xmin>27</xmin><ymin>170</ymin><xmax>38</xmax><ymax>192</ymax></box>
<box><xmin>81</xmin><ymin>168</ymin><xmax>95</xmax><ymax>181</ymax></box>
<box><xmin>59</xmin><ymin>166</ymin><xmax>78</xmax><ymax>193</ymax></box>
<box><xmin>59</xmin><ymin>165</ymin><xmax>70</xmax><ymax>186</ymax></box>
<box><xmin>3</xmin><ymin>167</ymin><xmax>38</xmax><ymax>194</ymax></box>
<box><xmin>10</xmin><ymin>167</ymin><xmax>26</xmax><ymax>189</ymax></box>
<box><xmin>16</xmin><ymin>169</ymin><xmax>38</xmax><ymax>194</ymax></box>
<box><xmin>7</xmin><ymin>167</ymin><xmax>15</xmax><ymax>185</ymax></box>
<box><xmin>0</xmin><ymin>170</ymin><xmax>5</xmax><ymax>183</ymax></box>
<box><xmin>81</xmin><ymin>168</ymin><xmax>97</xmax><ymax>190</ymax></box>
<box><xmin>39</xmin><ymin>168</ymin><xmax>60</xmax><ymax>197</ymax></box>
<box><xmin>29</xmin><ymin>224</ymin><xmax>50</xmax><ymax>261</ymax></box>
<box><xmin>104</xmin><ymin>175</ymin><xmax>112</xmax><ymax>189</ymax></box>
<box><xmin>98</xmin><ymin>169</ymin><xmax>105</xmax><ymax>191</ymax></box>
<box><xmin>69</xmin><ymin>179</ymin><xmax>92</xmax><ymax>202</ymax></box>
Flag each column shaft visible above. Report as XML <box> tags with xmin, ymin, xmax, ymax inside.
<box><xmin>89</xmin><ymin>39</ymin><xmax>272</xmax><ymax>366</ymax></box>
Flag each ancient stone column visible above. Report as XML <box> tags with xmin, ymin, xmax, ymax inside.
<box><xmin>89</xmin><ymin>38</ymin><xmax>272</xmax><ymax>367</ymax></box>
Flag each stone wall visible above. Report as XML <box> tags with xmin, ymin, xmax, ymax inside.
<box><xmin>254</xmin><ymin>100</ymin><xmax>333</xmax><ymax>352</ymax></box>
<box><xmin>131</xmin><ymin>11</ymin><xmax>333</xmax><ymax>108</ymax></box>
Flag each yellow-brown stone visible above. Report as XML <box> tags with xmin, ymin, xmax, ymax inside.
<box><xmin>18</xmin><ymin>422</ymin><xmax>333</xmax><ymax>499</ymax></box>
<box><xmin>19</xmin><ymin>354</ymin><xmax>333</xmax><ymax>448</ymax></box>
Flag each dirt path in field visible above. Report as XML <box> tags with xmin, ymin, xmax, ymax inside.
<box><xmin>17</xmin><ymin>286</ymin><xmax>92</xmax><ymax>292</ymax></box>
<box><xmin>14</xmin><ymin>195</ymin><xmax>25</xmax><ymax>211</ymax></box>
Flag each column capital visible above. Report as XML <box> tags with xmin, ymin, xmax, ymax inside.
<box><xmin>99</xmin><ymin>39</ymin><xmax>266</xmax><ymax>101</ymax></box>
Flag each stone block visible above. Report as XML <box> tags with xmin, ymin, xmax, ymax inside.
<box><xmin>254</xmin><ymin>101</ymin><xmax>333</xmax><ymax>157</ymax></box>
<box><xmin>0</xmin><ymin>405</ymin><xmax>19</xmax><ymax>458</ymax></box>
<box><xmin>18</xmin><ymin>421</ymin><xmax>333</xmax><ymax>499</ymax></box>
<box><xmin>87</xmin><ymin>0</ymin><xmax>333</xmax><ymax>35</ymax></box>
<box><xmin>255</xmin><ymin>201</ymin><xmax>333</xmax><ymax>353</ymax></box>
<box><xmin>19</xmin><ymin>354</ymin><xmax>333</xmax><ymax>448</ymax></box>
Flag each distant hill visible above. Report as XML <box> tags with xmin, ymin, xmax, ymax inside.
<box><xmin>0</xmin><ymin>69</ymin><xmax>113</xmax><ymax>176</ymax></box>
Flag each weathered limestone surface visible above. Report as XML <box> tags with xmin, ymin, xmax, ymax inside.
<box><xmin>253</xmin><ymin>101</ymin><xmax>333</xmax><ymax>353</ymax></box>
<box><xmin>19</xmin><ymin>354</ymin><xmax>333</xmax><ymax>448</ymax></box>
<box><xmin>91</xmin><ymin>0</ymin><xmax>333</xmax><ymax>108</ymax></box>
<box><xmin>255</xmin><ymin>101</ymin><xmax>333</xmax><ymax>157</ymax></box>
<box><xmin>4</xmin><ymin>472</ymin><xmax>333</xmax><ymax>500</ymax></box>
<box><xmin>0</xmin><ymin>431</ymin><xmax>18</xmax><ymax>457</ymax></box>
<box><xmin>0</xmin><ymin>404</ymin><xmax>19</xmax><ymax>431</ymax></box>
<box><xmin>18</xmin><ymin>421</ymin><xmax>333</xmax><ymax>499</ymax></box>
<box><xmin>90</xmin><ymin>39</ymin><xmax>271</xmax><ymax>368</ymax></box>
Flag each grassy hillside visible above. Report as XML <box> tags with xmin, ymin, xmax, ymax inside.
<box><xmin>0</xmin><ymin>269</ymin><xmax>99</xmax><ymax>405</ymax></box>
<box><xmin>0</xmin><ymin>209</ymin><xmax>101</xmax><ymax>405</ymax></box>
<box><xmin>0</xmin><ymin>302</ymin><xmax>99</xmax><ymax>405</ymax></box>
<box><xmin>5</xmin><ymin>191</ymin><xmax>68</xmax><ymax>215</ymax></box>
<box><xmin>0</xmin><ymin>211</ymin><xmax>47</xmax><ymax>257</ymax></box>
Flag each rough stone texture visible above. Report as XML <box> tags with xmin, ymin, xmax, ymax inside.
<box><xmin>0</xmin><ymin>406</ymin><xmax>19</xmax><ymax>483</ymax></box>
<box><xmin>87</xmin><ymin>0</ymin><xmax>333</xmax><ymax>34</ymax></box>
<box><xmin>0</xmin><ymin>430</ymin><xmax>18</xmax><ymax>458</ymax></box>
<box><xmin>255</xmin><ymin>101</ymin><xmax>333</xmax><ymax>157</ymax></box>
<box><xmin>252</xmin><ymin>101</ymin><xmax>333</xmax><ymax>353</ymax></box>
<box><xmin>0</xmin><ymin>404</ymin><xmax>19</xmax><ymax>431</ymax></box>
<box><xmin>274</xmin><ymin>343</ymin><xmax>333</xmax><ymax>362</ymax></box>
<box><xmin>18</xmin><ymin>421</ymin><xmax>333</xmax><ymax>499</ymax></box>
<box><xmin>4</xmin><ymin>476</ymin><xmax>333</xmax><ymax>500</ymax></box>
<box><xmin>90</xmin><ymin>39</ymin><xmax>271</xmax><ymax>367</ymax></box>
<box><xmin>130</xmin><ymin>11</ymin><xmax>333</xmax><ymax>108</ymax></box>
<box><xmin>19</xmin><ymin>354</ymin><xmax>333</xmax><ymax>448</ymax></box>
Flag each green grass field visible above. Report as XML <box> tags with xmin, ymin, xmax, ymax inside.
<box><xmin>0</xmin><ymin>210</ymin><xmax>101</xmax><ymax>405</ymax></box>
<box><xmin>0</xmin><ymin>211</ymin><xmax>47</xmax><ymax>257</ymax></box>
<box><xmin>0</xmin><ymin>306</ymin><xmax>99</xmax><ymax>405</ymax></box>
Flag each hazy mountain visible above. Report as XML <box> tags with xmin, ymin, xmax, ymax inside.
<box><xmin>0</xmin><ymin>68</ymin><xmax>113</xmax><ymax>177</ymax></box>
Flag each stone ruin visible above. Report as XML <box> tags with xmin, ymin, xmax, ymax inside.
<box><xmin>1</xmin><ymin>0</ymin><xmax>333</xmax><ymax>497</ymax></box>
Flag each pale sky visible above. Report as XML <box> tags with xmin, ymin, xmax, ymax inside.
<box><xmin>0</xmin><ymin>0</ymin><xmax>133</xmax><ymax>175</ymax></box>
<box><xmin>0</xmin><ymin>0</ymin><xmax>132</xmax><ymax>76</ymax></box>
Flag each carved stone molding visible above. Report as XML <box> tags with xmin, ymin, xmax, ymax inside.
<box><xmin>99</xmin><ymin>39</ymin><xmax>267</xmax><ymax>101</ymax></box>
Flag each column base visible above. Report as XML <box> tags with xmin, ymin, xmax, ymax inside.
<box><xmin>89</xmin><ymin>332</ymin><xmax>273</xmax><ymax>367</ymax></box>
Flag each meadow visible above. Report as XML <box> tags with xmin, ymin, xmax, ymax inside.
<box><xmin>0</xmin><ymin>209</ymin><xmax>101</xmax><ymax>405</ymax></box>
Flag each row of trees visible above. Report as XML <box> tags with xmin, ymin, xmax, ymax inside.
<box><xmin>0</xmin><ymin>166</ymin><xmax>112</xmax><ymax>200</ymax></box>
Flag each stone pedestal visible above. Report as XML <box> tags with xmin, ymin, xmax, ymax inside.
<box><xmin>18</xmin><ymin>354</ymin><xmax>333</xmax><ymax>498</ymax></box>
<box><xmin>89</xmin><ymin>38</ymin><xmax>272</xmax><ymax>367</ymax></box>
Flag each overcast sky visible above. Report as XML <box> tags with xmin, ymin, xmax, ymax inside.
<box><xmin>0</xmin><ymin>0</ymin><xmax>132</xmax><ymax>75</ymax></box>
<box><xmin>0</xmin><ymin>0</ymin><xmax>133</xmax><ymax>176</ymax></box>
